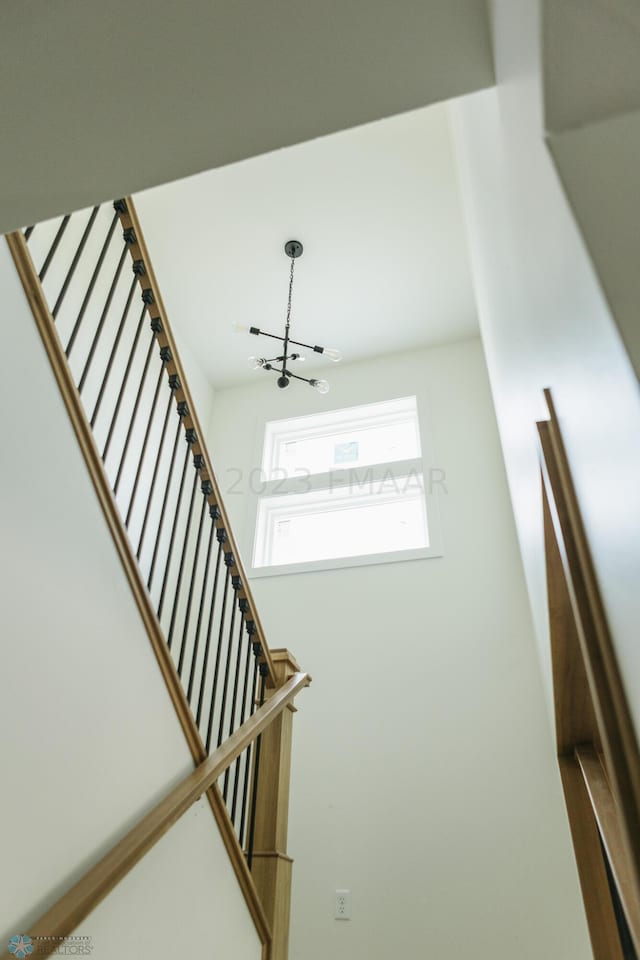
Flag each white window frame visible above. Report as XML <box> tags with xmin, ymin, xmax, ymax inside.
<box><xmin>261</xmin><ymin>395</ymin><xmax>421</xmax><ymax>479</ymax></box>
<box><xmin>244</xmin><ymin>400</ymin><xmax>443</xmax><ymax>578</ymax></box>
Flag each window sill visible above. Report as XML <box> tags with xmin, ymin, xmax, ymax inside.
<box><xmin>247</xmin><ymin>543</ymin><xmax>443</xmax><ymax>578</ymax></box>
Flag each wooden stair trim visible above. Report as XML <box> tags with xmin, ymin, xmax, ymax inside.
<box><xmin>5</xmin><ymin>230</ymin><xmax>204</xmax><ymax>766</ymax></box>
<box><xmin>5</xmin><ymin>230</ymin><xmax>273</xmax><ymax>949</ymax></box>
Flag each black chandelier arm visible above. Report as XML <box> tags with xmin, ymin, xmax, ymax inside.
<box><xmin>255</xmin><ymin>354</ymin><xmax>302</xmax><ymax>367</ymax></box>
<box><xmin>283</xmin><ymin>369</ymin><xmax>315</xmax><ymax>385</ymax></box>
<box><xmin>249</xmin><ymin>327</ymin><xmax>327</xmax><ymax>355</ymax></box>
<box><xmin>260</xmin><ymin>363</ymin><xmax>317</xmax><ymax>387</ymax></box>
<box><xmin>289</xmin><ymin>337</ymin><xmax>327</xmax><ymax>355</ymax></box>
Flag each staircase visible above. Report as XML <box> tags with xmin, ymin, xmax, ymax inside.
<box><xmin>3</xmin><ymin>199</ymin><xmax>310</xmax><ymax>960</ymax></box>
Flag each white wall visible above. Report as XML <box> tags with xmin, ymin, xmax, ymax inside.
<box><xmin>207</xmin><ymin>338</ymin><xmax>591</xmax><ymax>959</ymax></box>
<box><xmin>74</xmin><ymin>799</ymin><xmax>260</xmax><ymax>960</ymax></box>
<box><xmin>0</xmin><ymin>241</ymin><xmax>256</xmax><ymax>954</ymax></box>
<box><xmin>451</xmin><ymin>0</ymin><xmax>640</xmax><ymax>734</ymax></box>
<box><xmin>548</xmin><ymin>108</ymin><xmax>640</xmax><ymax>379</ymax></box>
<box><xmin>542</xmin><ymin>0</ymin><xmax>640</xmax><ymax>377</ymax></box>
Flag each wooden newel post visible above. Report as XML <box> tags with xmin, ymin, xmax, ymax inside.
<box><xmin>251</xmin><ymin>649</ymin><xmax>303</xmax><ymax>960</ymax></box>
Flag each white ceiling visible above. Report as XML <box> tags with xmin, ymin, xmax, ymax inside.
<box><xmin>0</xmin><ymin>0</ymin><xmax>492</xmax><ymax>235</ymax></box>
<box><xmin>134</xmin><ymin>102</ymin><xmax>479</xmax><ymax>390</ymax></box>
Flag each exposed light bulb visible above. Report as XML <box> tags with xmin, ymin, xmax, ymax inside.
<box><xmin>323</xmin><ymin>348</ymin><xmax>342</xmax><ymax>362</ymax></box>
<box><xmin>311</xmin><ymin>379</ymin><xmax>330</xmax><ymax>395</ymax></box>
<box><xmin>290</xmin><ymin>353</ymin><xmax>306</xmax><ymax>362</ymax></box>
<box><xmin>248</xmin><ymin>356</ymin><xmax>264</xmax><ymax>369</ymax></box>
<box><xmin>232</xmin><ymin>321</ymin><xmax>249</xmax><ymax>333</ymax></box>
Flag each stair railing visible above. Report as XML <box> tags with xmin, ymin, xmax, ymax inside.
<box><xmin>7</xmin><ymin>200</ymin><xmax>308</xmax><ymax>958</ymax></box>
<box><xmin>538</xmin><ymin>388</ymin><xmax>640</xmax><ymax>958</ymax></box>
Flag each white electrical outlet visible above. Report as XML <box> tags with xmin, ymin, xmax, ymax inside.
<box><xmin>335</xmin><ymin>889</ymin><xmax>351</xmax><ymax>920</ymax></box>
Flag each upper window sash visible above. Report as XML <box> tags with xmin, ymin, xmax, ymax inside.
<box><xmin>261</xmin><ymin>396</ymin><xmax>421</xmax><ymax>479</ymax></box>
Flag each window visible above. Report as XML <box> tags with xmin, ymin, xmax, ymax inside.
<box><xmin>248</xmin><ymin>397</ymin><xmax>442</xmax><ymax>575</ymax></box>
<box><xmin>262</xmin><ymin>396</ymin><xmax>422</xmax><ymax>478</ymax></box>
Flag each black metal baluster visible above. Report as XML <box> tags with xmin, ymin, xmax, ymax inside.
<box><xmin>147</xmin><ymin>404</ymin><xmax>186</xmax><ymax>588</ymax></box>
<box><xmin>177</xmin><ymin>481</ymin><xmax>210</xmax><ymax>678</ymax></box>
<box><xmin>247</xmin><ymin>668</ymin><xmax>267</xmax><ymax>869</ymax></box>
<box><xmin>217</xmin><ymin>577</ymin><xmax>240</xmax><ymax>748</ymax></box>
<box><xmin>113</xmin><ymin>317</ymin><xmax>158</xmax><ymax>496</ymax></box>
<box><xmin>231</xmin><ymin>615</ymin><xmax>256</xmax><ymax>825</ymax></box>
<box><xmin>24</xmin><ymin>226</ymin><xmax>35</xmax><ymax>241</ymax></box>
<box><xmin>38</xmin><ymin>215</ymin><xmax>71</xmax><ymax>281</ymax></box>
<box><xmin>186</xmin><ymin>506</ymin><xmax>218</xmax><ymax>705</ymax></box>
<box><xmin>223</xmin><ymin>601</ymin><xmax>247</xmax><ymax>802</ymax></box>
<box><xmin>65</xmin><ymin>210</ymin><xmax>119</xmax><ymax>357</ymax></box>
<box><xmin>52</xmin><ymin>206</ymin><xmax>99</xmax><ymax>319</ymax></box>
<box><xmin>195</xmin><ymin>531</ymin><xmax>225</xmax><ymax>729</ymax></box>
<box><xmin>136</xmin><ymin>384</ymin><xmax>177</xmax><ymax>559</ymax></box>
<box><xmin>147</xmin><ymin>402</ymin><xmax>187</xmax><ymax>590</ymax></box>
<box><xmin>102</xmin><ymin>305</ymin><xmax>146</xmax><ymax>461</ymax></box>
<box><xmin>205</xmin><ymin>557</ymin><xmax>233</xmax><ymax>753</ymax></box>
<box><xmin>124</xmin><ymin>352</ymin><xmax>169</xmax><ymax>528</ymax></box>
<box><xmin>156</xmin><ymin>432</ymin><xmax>193</xmax><ymax>618</ymax></box>
<box><xmin>238</xmin><ymin>642</ymin><xmax>261</xmax><ymax>848</ymax></box>
<box><xmin>77</xmin><ymin>243</ymin><xmax>129</xmax><ymax>391</ymax></box>
<box><xmin>90</xmin><ymin>274</ymin><xmax>137</xmax><ymax>428</ymax></box>
<box><xmin>166</xmin><ymin>459</ymin><xmax>201</xmax><ymax>650</ymax></box>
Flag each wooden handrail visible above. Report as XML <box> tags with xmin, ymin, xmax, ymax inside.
<box><xmin>116</xmin><ymin>197</ymin><xmax>276</xmax><ymax>686</ymax></box>
<box><xmin>25</xmin><ymin>671</ymin><xmax>310</xmax><ymax>955</ymax></box>
<box><xmin>538</xmin><ymin>388</ymin><xmax>640</xmax><ymax>957</ymax></box>
<box><xmin>576</xmin><ymin>746</ymin><xmax>640</xmax><ymax>954</ymax></box>
<box><xmin>538</xmin><ymin>391</ymin><xmax>640</xmax><ymax>883</ymax></box>
<box><xmin>6</xmin><ymin>228</ymin><xmax>271</xmax><ymax>948</ymax></box>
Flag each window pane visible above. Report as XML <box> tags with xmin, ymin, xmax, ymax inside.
<box><xmin>276</xmin><ymin>419</ymin><xmax>419</xmax><ymax>476</ymax></box>
<box><xmin>263</xmin><ymin>397</ymin><xmax>421</xmax><ymax>479</ymax></box>
<box><xmin>254</xmin><ymin>474</ymin><xmax>428</xmax><ymax>567</ymax></box>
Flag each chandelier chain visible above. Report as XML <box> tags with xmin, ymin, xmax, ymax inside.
<box><xmin>285</xmin><ymin>257</ymin><xmax>295</xmax><ymax>328</ymax></box>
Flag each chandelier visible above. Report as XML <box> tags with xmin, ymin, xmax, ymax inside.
<box><xmin>235</xmin><ymin>240</ymin><xmax>341</xmax><ymax>392</ymax></box>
